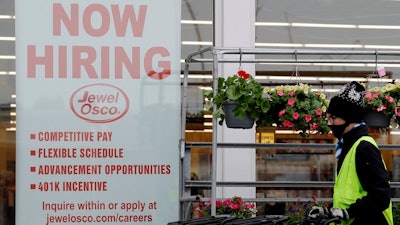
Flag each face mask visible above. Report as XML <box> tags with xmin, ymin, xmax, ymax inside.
<box><xmin>329</xmin><ymin>123</ymin><xmax>348</xmax><ymax>139</ymax></box>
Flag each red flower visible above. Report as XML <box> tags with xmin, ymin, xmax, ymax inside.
<box><xmin>231</xmin><ymin>203</ymin><xmax>240</xmax><ymax>210</ymax></box>
<box><xmin>287</xmin><ymin>98</ymin><xmax>296</xmax><ymax>106</ymax></box>
<box><xmin>310</xmin><ymin>123</ymin><xmax>318</xmax><ymax>130</ymax></box>
<box><xmin>237</xmin><ymin>70</ymin><xmax>250</xmax><ymax>79</ymax></box>
<box><xmin>283</xmin><ymin>120</ymin><xmax>294</xmax><ymax>127</ymax></box>
<box><xmin>304</xmin><ymin>114</ymin><xmax>312</xmax><ymax>122</ymax></box>
<box><xmin>315</xmin><ymin>108</ymin><xmax>323</xmax><ymax>116</ymax></box>
<box><xmin>292</xmin><ymin>112</ymin><xmax>300</xmax><ymax>120</ymax></box>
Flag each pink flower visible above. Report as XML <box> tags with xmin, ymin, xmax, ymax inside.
<box><xmin>289</xmin><ymin>91</ymin><xmax>295</xmax><ymax>96</ymax></box>
<box><xmin>277</xmin><ymin>90</ymin><xmax>284</xmax><ymax>96</ymax></box>
<box><xmin>365</xmin><ymin>91</ymin><xmax>372</xmax><ymax>99</ymax></box>
<box><xmin>386</xmin><ymin>96</ymin><xmax>394</xmax><ymax>103</ymax></box>
<box><xmin>315</xmin><ymin>108</ymin><xmax>323</xmax><ymax>116</ymax></box>
<box><xmin>292</xmin><ymin>112</ymin><xmax>300</xmax><ymax>120</ymax></box>
<box><xmin>278</xmin><ymin>109</ymin><xmax>286</xmax><ymax>117</ymax></box>
<box><xmin>377</xmin><ymin>105</ymin><xmax>387</xmax><ymax>112</ymax></box>
<box><xmin>304</xmin><ymin>114</ymin><xmax>312</xmax><ymax>122</ymax></box>
<box><xmin>372</xmin><ymin>92</ymin><xmax>380</xmax><ymax>98</ymax></box>
<box><xmin>283</xmin><ymin>120</ymin><xmax>294</xmax><ymax>128</ymax></box>
<box><xmin>287</xmin><ymin>98</ymin><xmax>296</xmax><ymax>106</ymax></box>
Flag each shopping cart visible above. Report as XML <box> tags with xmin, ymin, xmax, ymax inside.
<box><xmin>301</xmin><ymin>214</ymin><xmax>341</xmax><ymax>225</ymax></box>
<box><xmin>223</xmin><ymin>215</ymin><xmax>289</xmax><ymax>225</ymax></box>
<box><xmin>167</xmin><ymin>215</ymin><xmax>289</xmax><ymax>225</ymax></box>
<box><xmin>167</xmin><ymin>216</ymin><xmax>233</xmax><ymax>225</ymax></box>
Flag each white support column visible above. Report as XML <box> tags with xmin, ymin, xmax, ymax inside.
<box><xmin>213</xmin><ymin>0</ymin><xmax>256</xmax><ymax>199</ymax></box>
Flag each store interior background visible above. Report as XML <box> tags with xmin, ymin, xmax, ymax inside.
<box><xmin>2</xmin><ymin>0</ymin><xmax>400</xmax><ymax>223</ymax></box>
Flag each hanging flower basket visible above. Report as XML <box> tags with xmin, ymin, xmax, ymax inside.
<box><xmin>260</xmin><ymin>84</ymin><xmax>330</xmax><ymax>137</ymax></box>
<box><xmin>395</xmin><ymin>107</ymin><xmax>400</xmax><ymax>126</ymax></box>
<box><xmin>203</xmin><ymin>70</ymin><xmax>270</xmax><ymax>128</ymax></box>
<box><xmin>363</xmin><ymin>110</ymin><xmax>391</xmax><ymax>128</ymax></box>
<box><xmin>222</xmin><ymin>101</ymin><xmax>254</xmax><ymax>129</ymax></box>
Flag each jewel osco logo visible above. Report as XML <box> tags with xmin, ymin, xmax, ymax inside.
<box><xmin>70</xmin><ymin>83</ymin><xmax>129</xmax><ymax>123</ymax></box>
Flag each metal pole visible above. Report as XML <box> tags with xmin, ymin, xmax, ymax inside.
<box><xmin>211</xmin><ymin>48</ymin><xmax>218</xmax><ymax>216</ymax></box>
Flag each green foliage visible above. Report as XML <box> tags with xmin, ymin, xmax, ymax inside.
<box><xmin>262</xmin><ymin>84</ymin><xmax>330</xmax><ymax>137</ymax></box>
<box><xmin>285</xmin><ymin>199</ymin><xmax>330</xmax><ymax>225</ymax></box>
<box><xmin>204</xmin><ymin>70</ymin><xmax>269</xmax><ymax>126</ymax></box>
<box><xmin>364</xmin><ymin>83</ymin><xmax>398</xmax><ymax>117</ymax></box>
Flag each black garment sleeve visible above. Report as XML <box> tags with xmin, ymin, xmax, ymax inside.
<box><xmin>346</xmin><ymin>140</ymin><xmax>391</xmax><ymax>222</ymax></box>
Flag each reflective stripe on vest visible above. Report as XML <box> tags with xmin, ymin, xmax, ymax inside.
<box><xmin>333</xmin><ymin>136</ymin><xmax>393</xmax><ymax>225</ymax></box>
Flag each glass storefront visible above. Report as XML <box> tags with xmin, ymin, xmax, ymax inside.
<box><xmin>2</xmin><ymin>0</ymin><xmax>400</xmax><ymax>223</ymax></box>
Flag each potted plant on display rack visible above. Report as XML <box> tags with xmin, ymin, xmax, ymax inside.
<box><xmin>363</xmin><ymin>82</ymin><xmax>397</xmax><ymax>128</ymax></box>
<box><xmin>260</xmin><ymin>83</ymin><xmax>330</xmax><ymax>137</ymax></box>
<box><xmin>196</xmin><ymin>196</ymin><xmax>257</xmax><ymax>219</ymax></box>
<box><xmin>204</xmin><ymin>70</ymin><xmax>270</xmax><ymax>129</ymax></box>
<box><xmin>384</xmin><ymin>81</ymin><xmax>400</xmax><ymax>126</ymax></box>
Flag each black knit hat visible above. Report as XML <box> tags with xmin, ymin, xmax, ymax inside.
<box><xmin>327</xmin><ymin>81</ymin><xmax>366</xmax><ymax>123</ymax></box>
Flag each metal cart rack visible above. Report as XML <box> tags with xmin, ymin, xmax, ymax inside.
<box><xmin>179</xmin><ymin>47</ymin><xmax>400</xmax><ymax>220</ymax></box>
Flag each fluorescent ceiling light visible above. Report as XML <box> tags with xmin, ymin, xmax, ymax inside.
<box><xmin>0</xmin><ymin>15</ymin><xmax>14</xmax><ymax>19</ymax></box>
<box><xmin>304</xmin><ymin>44</ymin><xmax>363</xmax><ymax>48</ymax></box>
<box><xmin>256</xmin><ymin>43</ymin><xmax>304</xmax><ymax>47</ymax></box>
<box><xmin>0</xmin><ymin>71</ymin><xmax>16</xmax><ymax>75</ymax></box>
<box><xmin>0</xmin><ymin>55</ymin><xmax>16</xmax><ymax>59</ymax></box>
<box><xmin>181</xmin><ymin>41</ymin><xmax>212</xmax><ymax>45</ymax></box>
<box><xmin>180</xmin><ymin>75</ymin><xmax>213</xmax><ymax>79</ymax></box>
<box><xmin>181</xmin><ymin>20</ymin><xmax>212</xmax><ymax>25</ymax></box>
<box><xmin>358</xmin><ymin>25</ymin><xmax>400</xmax><ymax>29</ymax></box>
<box><xmin>364</xmin><ymin>45</ymin><xmax>400</xmax><ymax>49</ymax></box>
<box><xmin>256</xmin><ymin>22</ymin><xmax>289</xmax><ymax>26</ymax></box>
<box><xmin>292</xmin><ymin>23</ymin><xmax>356</xmax><ymax>29</ymax></box>
<box><xmin>0</xmin><ymin>37</ymin><xmax>15</xmax><ymax>41</ymax></box>
<box><xmin>255</xmin><ymin>75</ymin><xmax>392</xmax><ymax>83</ymax></box>
<box><xmin>256</xmin><ymin>22</ymin><xmax>400</xmax><ymax>30</ymax></box>
<box><xmin>256</xmin><ymin>42</ymin><xmax>400</xmax><ymax>50</ymax></box>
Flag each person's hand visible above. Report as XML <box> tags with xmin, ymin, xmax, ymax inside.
<box><xmin>308</xmin><ymin>206</ymin><xmax>329</xmax><ymax>218</ymax></box>
<box><xmin>330</xmin><ymin>208</ymin><xmax>349</xmax><ymax>220</ymax></box>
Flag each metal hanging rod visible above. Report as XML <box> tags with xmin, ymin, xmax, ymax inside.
<box><xmin>185</xmin><ymin>46</ymin><xmax>400</xmax><ymax>64</ymax></box>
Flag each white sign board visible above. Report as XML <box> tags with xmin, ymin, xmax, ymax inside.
<box><xmin>15</xmin><ymin>1</ymin><xmax>181</xmax><ymax>224</ymax></box>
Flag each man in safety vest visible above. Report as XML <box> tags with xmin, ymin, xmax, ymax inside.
<box><xmin>311</xmin><ymin>81</ymin><xmax>393</xmax><ymax>225</ymax></box>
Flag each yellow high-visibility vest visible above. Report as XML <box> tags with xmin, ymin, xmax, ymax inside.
<box><xmin>333</xmin><ymin>136</ymin><xmax>393</xmax><ymax>225</ymax></box>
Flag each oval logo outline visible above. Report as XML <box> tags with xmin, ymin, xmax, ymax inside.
<box><xmin>70</xmin><ymin>83</ymin><xmax>130</xmax><ymax>123</ymax></box>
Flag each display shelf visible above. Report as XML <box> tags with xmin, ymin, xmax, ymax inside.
<box><xmin>179</xmin><ymin>47</ymin><xmax>400</xmax><ymax>220</ymax></box>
